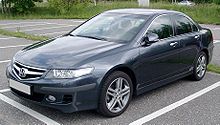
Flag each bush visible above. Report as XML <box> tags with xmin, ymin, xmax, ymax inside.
<box><xmin>48</xmin><ymin>0</ymin><xmax>78</xmax><ymax>14</ymax></box>
<box><xmin>48</xmin><ymin>0</ymin><xmax>90</xmax><ymax>14</ymax></box>
<box><xmin>213</xmin><ymin>0</ymin><xmax>220</xmax><ymax>4</ymax></box>
<box><xmin>12</xmin><ymin>0</ymin><xmax>35</xmax><ymax>14</ymax></box>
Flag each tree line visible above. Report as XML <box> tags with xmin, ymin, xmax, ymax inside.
<box><xmin>1</xmin><ymin>0</ymin><xmax>220</xmax><ymax>14</ymax></box>
<box><xmin>1</xmin><ymin>0</ymin><xmax>42</xmax><ymax>14</ymax></box>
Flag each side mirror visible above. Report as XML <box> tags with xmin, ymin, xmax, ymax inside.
<box><xmin>141</xmin><ymin>32</ymin><xmax>159</xmax><ymax>46</ymax></box>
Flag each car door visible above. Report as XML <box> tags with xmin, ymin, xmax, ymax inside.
<box><xmin>172</xmin><ymin>14</ymin><xmax>201</xmax><ymax>72</ymax></box>
<box><xmin>136</xmin><ymin>14</ymin><xmax>183</xmax><ymax>87</ymax></box>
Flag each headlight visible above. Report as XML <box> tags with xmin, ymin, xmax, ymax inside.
<box><xmin>45</xmin><ymin>67</ymin><xmax>94</xmax><ymax>79</ymax></box>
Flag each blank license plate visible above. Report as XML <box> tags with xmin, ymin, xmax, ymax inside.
<box><xmin>9</xmin><ymin>79</ymin><xmax>31</xmax><ymax>95</ymax></box>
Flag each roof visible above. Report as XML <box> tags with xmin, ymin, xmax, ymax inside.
<box><xmin>105</xmin><ymin>9</ymin><xmax>182</xmax><ymax>16</ymax></box>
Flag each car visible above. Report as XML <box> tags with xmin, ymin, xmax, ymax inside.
<box><xmin>6</xmin><ymin>9</ymin><xmax>214</xmax><ymax>117</ymax></box>
<box><xmin>178</xmin><ymin>0</ymin><xmax>195</xmax><ymax>6</ymax></box>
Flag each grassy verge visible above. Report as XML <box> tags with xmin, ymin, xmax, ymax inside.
<box><xmin>207</xmin><ymin>64</ymin><xmax>220</xmax><ymax>74</ymax></box>
<box><xmin>0</xmin><ymin>2</ymin><xmax>220</xmax><ymax>24</ymax></box>
<box><xmin>0</xmin><ymin>29</ymin><xmax>48</xmax><ymax>41</ymax></box>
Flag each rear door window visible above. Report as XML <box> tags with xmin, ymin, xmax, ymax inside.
<box><xmin>174</xmin><ymin>15</ymin><xmax>199</xmax><ymax>35</ymax></box>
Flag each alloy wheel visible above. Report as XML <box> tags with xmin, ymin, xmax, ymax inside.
<box><xmin>105</xmin><ymin>77</ymin><xmax>130</xmax><ymax>113</ymax></box>
<box><xmin>196</xmin><ymin>55</ymin><xmax>207</xmax><ymax>78</ymax></box>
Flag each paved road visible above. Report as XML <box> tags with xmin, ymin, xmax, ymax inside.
<box><xmin>211</xmin><ymin>43</ymin><xmax>220</xmax><ymax>66</ymax></box>
<box><xmin>0</xmin><ymin>20</ymin><xmax>220</xmax><ymax>125</ymax></box>
<box><xmin>0</xmin><ymin>19</ymin><xmax>85</xmax><ymax>37</ymax></box>
<box><xmin>200</xmin><ymin>24</ymin><xmax>220</xmax><ymax>40</ymax></box>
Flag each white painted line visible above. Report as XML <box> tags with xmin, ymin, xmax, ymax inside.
<box><xmin>0</xmin><ymin>37</ymin><xmax>16</xmax><ymax>40</ymax></box>
<box><xmin>0</xmin><ymin>44</ymin><xmax>31</xmax><ymax>49</ymax></box>
<box><xmin>0</xmin><ymin>89</ymin><xmax>10</xmax><ymax>93</ymax></box>
<box><xmin>73</xmin><ymin>20</ymin><xmax>85</xmax><ymax>23</ymax></box>
<box><xmin>38</xmin><ymin>31</ymin><xmax>68</xmax><ymax>36</ymax></box>
<box><xmin>1</xmin><ymin>23</ymin><xmax>69</xmax><ymax>29</ymax></box>
<box><xmin>22</xmin><ymin>25</ymin><xmax>75</xmax><ymax>32</ymax></box>
<box><xmin>2</xmin><ymin>23</ymin><xmax>50</xmax><ymax>29</ymax></box>
<box><xmin>213</xmin><ymin>28</ymin><xmax>220</xmax><ymax>30</ymax></box>
<box><xmin>129</xmin><ymin>81</ymin><xmax>220</xmax><ymax>125</ymax></box>
<box><xmin>0</xmin><ymin>93</ymin><xmax>60</xmax><ymax>125</ymax></box>
<box><xmin>0</xmin><ymin>60</ymin><xmax>11</xmax><ymax>64</ymax></box>
<box><xmin>0</xmin><ymin>21</ymin><xmax>83</xmax><ymax>26</ymax></box>
<box><xmin>0</xmin><ymin>22</ymin><xmax>44</xmax><ymax>26</ymax></box>
<box><xmin>214</xmin><ymin>40</ymin><xmax>220</xmax><ymax>44</ymax></box>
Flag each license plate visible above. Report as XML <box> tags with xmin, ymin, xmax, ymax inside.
<box><xmin>9</xmin><ymin>79</ymin><xmax>31</xmax><ymax>95</ymax></box>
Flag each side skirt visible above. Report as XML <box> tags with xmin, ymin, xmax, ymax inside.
<box><xmin>136</xmin><ymin>71</ymin><xmax>193</xmax><ymax>95</ymax></box>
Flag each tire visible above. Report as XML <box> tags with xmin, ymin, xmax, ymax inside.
<box><xmin>191</xmin><ymin>51</ymin><xmax>207</xmax><ymax>81</ymax></box>
<box><xmin>98</xmin><ymin>71</ymin><xmax>133</xmax><ymax>117</ymax></box>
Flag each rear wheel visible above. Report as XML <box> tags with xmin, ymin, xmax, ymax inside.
<box><xmin>191</xmin><ymin>51</ymin><xmax>207</xmax><ymax>81</ymax></box>
<box><xmin>98</xmin><ymin>71</ymin><xmax>133</xmax><ymax>117</ymax></box>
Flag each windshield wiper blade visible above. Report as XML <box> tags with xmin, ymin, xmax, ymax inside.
<box><xmin>74</xmin><ymin>34</ymin><xmax>108</xmax><ymax>41</ymax></box>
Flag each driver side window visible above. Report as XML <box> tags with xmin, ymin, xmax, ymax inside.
<box><xmin>147</xmin><ymin>15</ymin><xmax>173</xmax><ymax>40</ymax></box>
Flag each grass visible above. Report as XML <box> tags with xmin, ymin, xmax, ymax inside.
<box><xmin>207</xmin><ymin>64</ymin><xmax>220</xmax><ymax>74</ymax></box>
<box><xmin>0</xmin><ymin>2</ymin><xmax>220</xmax><ymax>24</ymax></box>
<box><xmin>0</xmin><ymin>29</ymin><xmax>48</xmax><ymax>41</ymax></box>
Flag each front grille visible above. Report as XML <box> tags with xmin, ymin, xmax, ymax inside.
<box><xmin>12</xmin><ymin>61</ymin><xmax>46</xmax><ymax>80</ymax></box>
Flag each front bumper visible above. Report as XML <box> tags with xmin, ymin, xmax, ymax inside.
<box><xmin>6</xmin><ymin>65</ymin><xmax>99</xmax><ymax>113</ymax></box>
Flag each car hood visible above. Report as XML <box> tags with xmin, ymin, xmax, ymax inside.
<box><xmin>15</xmin><ymin>36</ymin><xmax>125</xmax><ymax>69</ymax></box>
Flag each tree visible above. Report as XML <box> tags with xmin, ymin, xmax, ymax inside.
<box><xmin>1</xmin><ymin>0</ymin><xmax>12</xmax><ymax>14</ymax></box>
<box><xmin>213</xmin><ymin>0</ymin><xmax>220</xmax><ymax>4</ymax></box>
<box><xmin>1</xmin><ymin>0</ymin><xmax>42</xmax><ymax>14</ymax></box>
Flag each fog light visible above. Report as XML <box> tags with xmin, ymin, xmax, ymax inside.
<box><xmin>46</xmin><ymin>95</ymin><xmax>56</xmax><ymax>102</ymax></box>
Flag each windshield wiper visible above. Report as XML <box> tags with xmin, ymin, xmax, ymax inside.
<box><xmin>71</xmin><ymin>34</ymin><xmax>108</xmax><ymax>41</ymax></box>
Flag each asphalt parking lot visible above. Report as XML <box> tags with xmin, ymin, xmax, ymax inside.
<box><xmin>0</xmin><ymin>19</ymin><xmax>85</xmax><ymax>37</ymax></box>
<box><xmin>0</xmin><ymin>20</ymin><xmax>220</xmax><ymax>125</ymax></box>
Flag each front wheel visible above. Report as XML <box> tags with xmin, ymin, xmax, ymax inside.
<box><xmin>98</xmin><ymin>71</ymin><xmax>133</xmax><ymax>117</ymax></box>
<box><xmin>191</xmin><ymin>51</ymin><xmax>207</xmax><ymax>81</ymax></box>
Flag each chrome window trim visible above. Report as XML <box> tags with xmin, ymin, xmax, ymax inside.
<box><xmin>173</xmin><ymin>14</ymin><xmax>200</xmax><ymax>37</ymax></box>
<box><xmin>137</xmin><ymin>14</ymin><xmax>175</xmax><ymax>45</ymax></box>
<box><xmin>137</xmin><ymin>13</ymin><xmax>201</xmax><ymax>46</ymax></box>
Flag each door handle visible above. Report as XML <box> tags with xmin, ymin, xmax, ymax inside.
<box><xmin>194</xmin><ymin>35</ymin><xmax>200</xmax><ymax>39</ymax></box>
<box><xmin>170</xmin><ymin>42</ymin><xmax>178</xmax><ymax>47</ymax></box>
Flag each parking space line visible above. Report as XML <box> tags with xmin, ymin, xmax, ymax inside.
<box><xmin>1</xmin><ymin>23</ymin><xmax>50</xmax><ymax>29</ymax></box>
<box><xmin>0</xmin><ymin>60</ymin><xmax>11</xmax><ymax>64</ymax></box>
<box><xmin>1</xmin><ymin>23</ymin><xmax>69</xmax><ymax>29</ymax></box>
<box><xmin>0</xmin><ymin>89</ymin><xmax>10</xmax><ymax>93</ymax></box>
<box><xmin>22</xmin><ymin>25</ymin><xmax>75</xmax><ymax>32</ymax></box>
<box><xmin>0</xmin><ymin>20</ymin><xmax>84</xmax><ymax>26</ymax></box>
<box><xmin>214</xmin><ymin>40</ymin><xmax>220</xmax><ymax>44</ymax></box>
<box><xmin>213</xmin><ymin>28</ymin><xmax>220</xmax><ymax>30</ymax></box>
<box><xmin>129</xmin><ymin>81</ymin><xmax>220</xmax><ymax>125</ymax></box>
<box><xmin>73</xmin><ymin>20</ymin><xmax>85</xmax><ymax>23</ymax></box>
<box><xmin>38</xmin><ymin>31</ymin><xmax>68</xmax><ymax>36</ymax></box>
<box><xmin>0</xmin><ymin>93</ymin><xmax>60</xmax><ymax>125</ymax></box>
<box><xmin>0</xmin><ymin>22</ymin><xmax>44</xmax><ymax>26</ymax></box>
<box><xmin>0</xmin><ymin>44</ymin><xmax>31</xmax><ymax>49</ymax></box>
<box><xmin>0</xmin><ymin>37</ymin><xmax>16</xmax><ymax>40</ymax></box>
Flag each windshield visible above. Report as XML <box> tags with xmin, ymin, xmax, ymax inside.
<box><xmin>70</xmin><ymin>13</ymin><xmax>149</xmax><ymax>42</ymax></box>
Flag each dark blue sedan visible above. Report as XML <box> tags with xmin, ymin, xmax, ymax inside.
<box><xmin>6</xmin><ymin>9</ymin><xmax>214</xmax><ymax>117</ymax></box>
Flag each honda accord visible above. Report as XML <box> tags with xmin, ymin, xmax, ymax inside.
<box><xmin>6</xmin><ymin>9</ymin><xmax>214</xmax><ymax>117</ymax></box>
